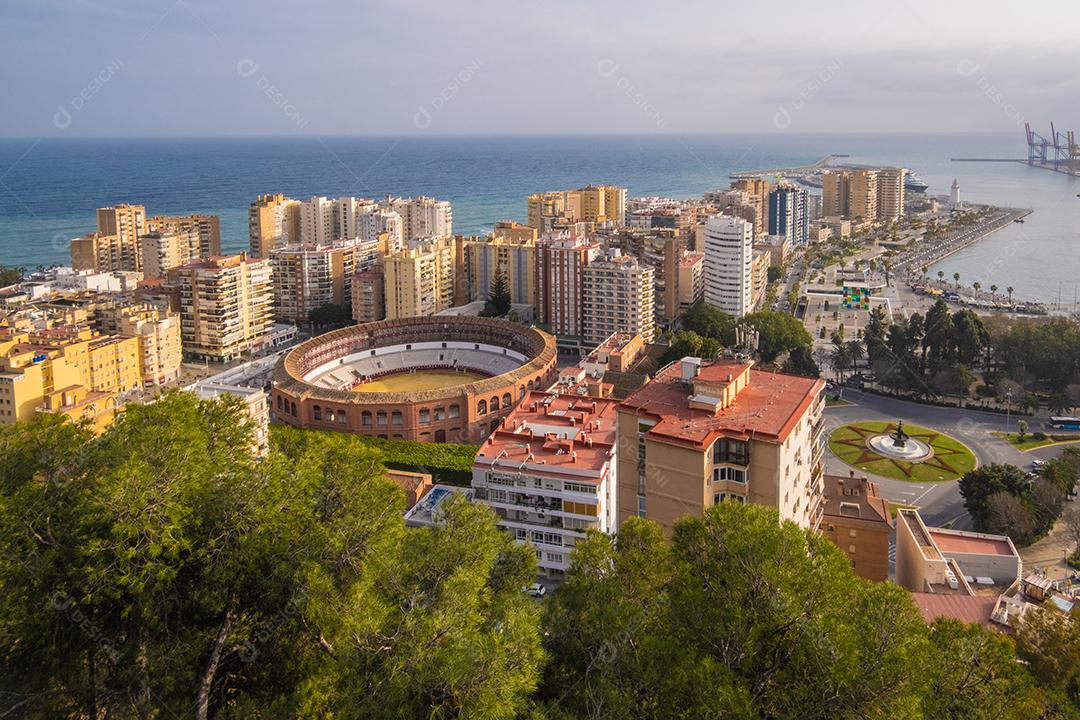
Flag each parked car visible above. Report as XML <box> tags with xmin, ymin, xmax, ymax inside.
<box><xmin>522</xmin><ymin>583</ymin><xmax>546</xmax><ymax>598</ymax></box>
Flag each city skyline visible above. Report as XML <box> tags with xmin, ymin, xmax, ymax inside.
<box><xmin>2</xmin><ymin>0</ymin><xmax>1079</xmax><ymax>137</ymax></box>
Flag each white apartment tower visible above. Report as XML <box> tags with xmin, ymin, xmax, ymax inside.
<box><xmin>703</xmin><ymin>214</ymin><xmax>754</xmax><ymax>317</ymax></box>
<box><xmin>384</xmin><ymin>196</ymin><xmax>453</xmax><ymax>241</ymax></box>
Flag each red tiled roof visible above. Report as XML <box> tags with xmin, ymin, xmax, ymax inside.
<box><xmin>911</xmin><ymin>592</ymin><xmax>999</xmax><ymax>628</ymax></box>
<box><xmin>929</xmin><ymin>531</ymin><xmax>1015</xmax><ymax>557</ymax></box>
<box><xmin>620</xmin><ymin>360</ymin><xmax>823</xmax><ymax>448</ymax></box>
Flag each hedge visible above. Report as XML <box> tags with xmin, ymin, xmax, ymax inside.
<box><xmin>271</xmin><ymin>424</ymin><xmax>479</xmax><ymax>486</ymax></box>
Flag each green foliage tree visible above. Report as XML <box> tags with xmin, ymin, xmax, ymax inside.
<box><xmin>1017</xmin><ymin>419</ymin><xmax>1029</xmax><ymax>442</ymax></box>
<box><xmin>308</xmin><ymin>302</ymin><xmax>353</xmax><ymax>330</ymax></box>
<box><xmin>1016</xmin><ymin>606</ymin><xmax>1080</xmax><ymax>706</ymax></box>
<box><xmin>680</xmin><ymin>302</ymin><xmax>736</xmax><ymax>345</ymax></box>
<box><xmin>540</xmin><ymin>504</ymin><xmax>931</xmax><ymax>719</ymax></box>
<box><xmin>958</xmin><ymin>463</ymin><xmax>1033</xmax><ymax>532</ymax></box>
<box><xmin>781</xmin><ymin>345</ymin><xmax>820</xmax><ymax>378</ymax></box>
<box><xmin>0</xmin><ymin>265</ymin><xmax>24</xmax><ymax>286</ymax></box>
<box><xmin>482</xmin><ymin>268</ymin><xmax>513</xmax><ymax>317</ymax></box>
<box><xmin>742</xmin><ymin>310</ymin><xmax>812</xmax><ymax>362</ymax></box>
<box><xmin>0</xmin><ymin>393</ymin><xmax>543</xmax><ymax>718</ymax></box>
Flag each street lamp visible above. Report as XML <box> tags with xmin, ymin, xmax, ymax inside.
<box><xmin>1005</xmin><ymin>389</ymin><xmax>1013</xmax><ymax>433</ymax></box>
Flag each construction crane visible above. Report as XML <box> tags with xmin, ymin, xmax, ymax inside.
<box><xmin>1026</xmin><ymin>122</ymin><xmax>1080</xmax><ymax>169</ymax></box>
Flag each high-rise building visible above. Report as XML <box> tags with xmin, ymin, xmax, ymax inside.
<box><xmin>298</xmin><ymin>196</ymin><xmax>339</xmax><ymax>245</ymax></box>
<box><xmin>96</xmin><ymin>204</ymin><xmax>147</xmax><ymax>272</ymax></box>
<box><xmin>114</xmin><ymin>304</ymin><xmax>183</xmax><ymax>387</ymax></box>
<box><xmin>535</xmin><ymin>235</ymin><xmax>600</xmax><ymax>339</ymax></box>
<box><xmin>703</xmin><ymin>215</ymin><xmax>753</xmax><ymax>317</ymax></box>
<box><xmin>357</xmin><ymin>207</ymin><xmax>403</xmax><ymax>251</ymax></box>
<box><xmin>677</xmin><ymin>252</ymin><xmax>704</xmax><ymax>313</ymax></box>
<box><xmin>875</xmin><ymin>168</ymin><xmax>906</xmax><ymax>222</ymax></box>
<box><xmin>383</xmin><ymin>237</ymin><xmax>458</xmax><ymax>319</ymax></box>
<box><xmin>767</xmin><ymin>185</ymin><xmax>809</xmax><ymax>247</ymax></box>
<box><xmin>582</xmin><ymin>251</ymin><xmax>655</xmax><ymax>348</ymax></box>
<box><xmin>167</xmin><ymin>254</ymin><xmax>274</xmax><ymax>362</ymax></box>
<box><xmin>70</xmin><ymin>233</ymin><xmax>123</xmax><ymax>273</ymax></box>
<box><xmin>850</xmin><ymin>169</ymin><xmax>878</xmax><ymax>221</ymax></box>
<box><xmin>147</xmin><ymin>214</ymin><xmax>221</xmax><ymax>257</ymax></box>
<box><xmin>270</xmin><ymin>242</ymin><xmax>360</xmax><ymax>324</ymax></box>
<box><xmin>139</xmin><ymin>230</ymin><xmax>201</xmax><ymax>280</ymax></box>
<box><xmin>820</xmin><ymin>171</ymin><xmax>850</xmax><ymax>218</ymax></box>
<box><xmin>384</xmin><ymin>196</ymin><xmax>453</xmax><ymax>241</ymax></box>
<box><xmin>248</xmin><ymin>193</ymin><xmax>301</xmax><ymax>258</ymax></box>
<box><xmin>351</xmin><ymin>268</ymin><xmax>386</xmax><ymax>323</ymax></box>
<box><xmin>617</xmin><ymin>357</ymin><xmax>826</xmax><ymax>533</ymax></box>
<box><xmin>471</xmin><ymin>389</ymin><xmax>620</xmax><ymax>578</ymax></box>
<box><xmin>527</xmin><ymin>185</ymin><xmax>627</xmax><ymax>232</ymax></box>
<box><xmin>466</xmin><ymin>223</ymin><xmax>538</xmax><ymax>306</ymax></box>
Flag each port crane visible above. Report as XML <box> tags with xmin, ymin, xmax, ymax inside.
<box><xmin>1026</xmin><ymin>122</ymin><xmax>1080</xmax><ymax>170</ymax></box>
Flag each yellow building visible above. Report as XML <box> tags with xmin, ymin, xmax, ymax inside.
<box><xmin>0</xmin><ymin>330</ymin><xmax>119</xmax><ymax>429</ymax></box>
<box><xmin>617</xmin><ymin>358</ymin><xmax>826</xmax><ymax>534</ymax></box>
<box><xmin>383</xmin><ymin>237</ymin><xmax>458</xmax><ymax>319</ymax></box>
<box><xmin>96</xmin><ymin>204</ymin><xmax>147</xmax><ymax>271</ymax></box>
<box><xmin>70</xmin><ymin>232</ymin><xmax>124</xmax><ymax>273</ymax></box>
<box><xmin>465</xmin><ymin>226</ymin><xmax>537</xmax><ymax>306</ymax></box>
<box><xmin>139</xmin><ymin>230</ymin><xmax>202</xmax><ymax>279</ymax></box>
<box><xmin>115</xmin><ymin>305</ymin><xmax>183</xmax><ymax>386</ymax></box>
<box><xmin>248</xmin><ymin>193</ymin><xmax>300</xmax><ymax>259</ymax></box>
<box><xmin>147</xmin><ymin>213</ymin><xmax>221</xmax><ymax>257</ymax></box>
<box><xmin>876</xmin><ymin>167</ymin><xmax>906</xmax><ymax>222</ymax></box>
<box><xmin>168</xmin><ymin>254</ymin><xmax>274</xmax><ymax>362</ymax></box>
<box><xmin>751</xmin><ymin>247</ymin><xmax>771</xmax><ymax>309</ymax></box>
<box><xmin>527</xmin><ymin>185</ymin><xmax>627</xmax><ymax>232</ymax></box>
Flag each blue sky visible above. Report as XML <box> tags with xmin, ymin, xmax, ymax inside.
<box><xmin>2</xmin><ymin>0</ymin><xmax>1079</xmax><ymax>136</ymax></box>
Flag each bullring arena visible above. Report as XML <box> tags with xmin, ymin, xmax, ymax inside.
<box><xmin>271</xmin><ymin>316</ymin><xmax>558</xmax><ymax>444</ymax></box>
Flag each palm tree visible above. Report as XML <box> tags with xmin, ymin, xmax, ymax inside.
<box><xmin>937</xmin><ymin>270</ymin><xmax>945</xmax><ymax>283</ymax></box>
<box><xmin>831</xmin><ymin>343</ymin><xmax>851</xmax><ymax>382</ymax></box>
<box><xmin>973</xmin><ymin>281</ymin><xmax>982</xmax><ymax>295</ymax></box>
<box><xmin>990</xmin><ymin>284</ymin><xmax>998</xmax><ymax>298</ymax></box>
<box><xmin>921</xmin><ymin>266</ymin><xmax>929</xmax><ymax>280</ymax></box>
<box><xmin>846</xmin><ymin>340</ymin><xmax>864</xmax><ymax>370</ymax></box>
<box><xmin>953</xmin><ymin>272</ymin><xmax>961</xmax><ymax>289</ymax></box>
<box><xmin>1007</xmin><ymin>286</ymin><xmax>1014</xmax><ymax>305</ymax></box>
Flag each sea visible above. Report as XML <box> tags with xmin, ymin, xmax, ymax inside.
<box><xmin>1</xmin><ymin>133</ymin><xmax>1077</xmax><ymax>303</ymax></box>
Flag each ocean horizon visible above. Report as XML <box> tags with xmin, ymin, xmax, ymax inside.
<box><xmin>1</xmin><ymin>132</ymin><xmax>1077</xmax><ymax>302</ymax></box>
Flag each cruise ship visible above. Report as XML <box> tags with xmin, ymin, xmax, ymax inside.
<box><xmin>904</xmin><ymin>171</ymin><xmax>929</xmax><ymax>192</ymax></box>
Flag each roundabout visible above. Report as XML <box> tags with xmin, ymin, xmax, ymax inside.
<box><xmin>828</xmin><ymin>420</ymin><xmax>977</xmax><ymax>482</ymax></box>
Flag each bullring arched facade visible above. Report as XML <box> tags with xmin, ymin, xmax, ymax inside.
<box><xmin>271</xmin><ymin>316</ymin><xmax>558</xmax><ymax>444</ymax></box>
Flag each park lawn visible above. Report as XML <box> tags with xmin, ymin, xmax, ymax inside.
<box><xmin>825</xmin><ymin>395</ymin><xmax>853</xmax><ymax>407</ymax></box>
<box><xmin>993</xmin><ymin>431</ymin><xmax>1080</xmax><ymax>451</ymax></box>
<box><xmin>828</xmin><ymin>420</ymin><xmax>976</xmax><ymax>483</ymax></box>
<box><xmin>889</xmin><ymin>502</ymin><xmax>918</xmax><ymax>519</ymax></box>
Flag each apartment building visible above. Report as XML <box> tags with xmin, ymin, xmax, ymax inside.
<box><xmin>527</xmin><ymin>185</ymin><xmax>626</xmax><ymax>232</ymax></box>
<box><xmin>298</xmin><ymin>196</ymin><xmax>339</xmax><ymax>246</ymax></box>
<box><xmin>384</xmin><ymin>196</ymin><xmax>453</xmax><ymax>241</ymax></box>
<box><xmin>466</xmin><ymin>223</ymin><xmax>537</xmax><ymax>306</ymax></box>
<box><xmin>581</xmin><ymin>250</ymin><xmax>655</xmax><ymax>348</ymax></box>
<box><xmin>114</xmin><ymin>304</ymin><xmax>183</xmax><ymax>386</ymax></box>
<box><xmin>21</xmin><ymin>326</ymin><xmax>142</xmax><ymax>397</ymax></box>
<box><xmin>876</xmin><ymin>167</ymin><xmax>906</xmax><ymax>222</ymax></box>
<box><xmin>821</xmin><ymin>473</ymin><xmax>892</xmax><ymax>581</ymax></box>
<box><xmin>751</xmin><ymin>248</ymin><xmax>770</xmax><ymax>309</ymax></box>
<box><xmin>616</xmin><ymin>357</ymin><xmax>826</xmax><ymax>534</ymax></box>
<box><xmin>767</xmin><ymin>185</ymin><xmax>809</xmax><ymax>247</ymax></box>
<box><xmin>351</xmin><ymin>268</ymin><xmax>386</xmax><ymax>323</ymax></box>
<box><xmin>96</xmin><ymin>204</ymin><xmax>147</xmax><ymax>271</ymax></box>
<box><xmin>677</xmin><ymin>251</ymin><xmax>704</xmax><ymax>313</ymax></box>
<box><xmin>139</xmin><ymin>230</ymin><xmax>201</xmax><ymax>279</ymax></box>
<box><xmin>248</xmin><ymin>193</ymin><xmax>301</xmax><ymax>258</ymax></box>
<box><xmin>168</xmin><ymin>254</ymin><xmax>274</xmax><ymax>362</ymax></box>
<box><xmin>70</xmin><ymin>232</ymin><xmax>124</xmax><ymax>273</ymax></box>
<box><xmin>383</xmin><ymin>237</ymin><xmax>457</xmax><ymax>319</ymax></box>
<box><xmin>703</xmin><ymin>214</ymin><xmax>753</xmax><ymax>317</ymax></box>
<box><xmin>147</xmin><ymin>213</ymin><xmax>221</xmax><ymax>257</ymax></box>
<box><xmin>270</xmin><ymin>242</ymin><xmax>359</xmax><ymax>324</ymax></box>
<box><xmin>471</xmin><ymin>390</ymin><xmax>620</xmax><ymax>578</ymax></box>
<box><xmin>534</xmin><ymin>235</ymin><xmax>600</xmax><ymax>340</ymax></box>
<box><xmin>605</xmin><ymin>229</ymin><xmax>683</xmax><ymax>326</ymax></box>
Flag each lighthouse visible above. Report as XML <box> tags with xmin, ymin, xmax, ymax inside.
<box><xmin>950</xmin><ymin>179</ymin><xmax>962</xmax><ymax>210</ymax></box>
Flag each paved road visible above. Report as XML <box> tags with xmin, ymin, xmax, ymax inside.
<box><xmin>824</xmin><ymin>390</ymin><xmax>1035</xmax><ymax>530</ymax></box>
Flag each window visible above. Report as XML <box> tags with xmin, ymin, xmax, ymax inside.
<box><xmin>337</xmin><ymin>409</ymin><xmax>347</xmax><ymax>424</ymax></box>
<box><xmin>478</xmin><ymin>400</ymin><xmax>487</xmax><ymax>415</ymax></box>
<box><xmin>848</xmin><ymin>528</ymin><xmax>857</xmax><ymax>538</ymax></box>
<box><xmin>362</xmin><ymin>411</ymin><xmax>372</xmax><ymax>426</ymax></box>
<box><xmin>712</xmin><ymin>467</ymin><xmax>746</xmax><ymax>484</ymax></box>
<box><xmin>848</xmin><ymin>544</ymin><xmax>856</xmax><ymax>553</ymax></box>
<box><xmin>449</xmin><ymin>404</ymin><xmax>460</xmax><ymax>419</ymax></box>
<box><xmin>276</xmin><ymin>395</ymin><xmax>282</xmax><ymax>410</ymax></box>
<box><xmin>392</xmin><ymin>411</ymin><xmax>403</xmax><ymax>426</ymax></box>
<box><xmin>564</xmin><ymin>482</ymin><xmax>596</xmax><ymax>494</ymax></box>
<box><xmin>377</xmin><ymin>411</ymin><xmax>387</xmax><ymax>426</ymax></box>
<box><xmin>313</xmin><ymin>405</ymin><xmax>322</xmax><ymax>421</ymax></box>
<box><xmin>489</xmin><ymin>396</ymin><xmax>499</xmax><ymax>411</ymax></box>
<box><xmin>712</xmin><ymin>438</ymin><xmax>749</xmax><ymax>465</ymax></box>
<box><xmin>419</xmin><ymin>408</ymin><xmax>431</xmax><ymax>424</ymax></box>
<box><xmin>502</xmin><ymin>392</ymin><xmax>512</xmax><ymax>408</ymax></box>
<box><xmin>713</xmin><ymin>492</ymin><xmax>746</xmax><ymax>505</ymax></box>
<box><xmin>434</xmin><ymin>406</ymin><xmax>445</xmax><ymax>421</ymax></box>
